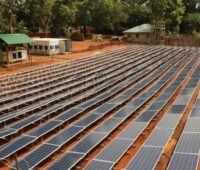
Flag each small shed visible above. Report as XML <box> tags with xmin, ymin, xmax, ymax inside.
<box><xmin>0</xmin><ymin>34</ymin><xmax>33</xmax><ymax>65</ymax></box>
<box><xmin>123</xmin><ymin>24</ymin><xmax>153</xmax><ymax>44</ymax></box>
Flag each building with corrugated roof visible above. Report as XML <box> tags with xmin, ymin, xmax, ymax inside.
<box><xmin>0</xmin><ymin>34</ymin><xmax>33</xmax><ymax>64</ymax></box>
<box><xmin>123</xmin><ymin>24</ymin><xmax>153</xmax><ymax>44</ymax></box>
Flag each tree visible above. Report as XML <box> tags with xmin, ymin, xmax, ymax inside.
<box><xmin>149</xmin><ymin>0</ymin><xmax>168</xmax><ymax>20</ymax></box>
<box><xmin>51</xmin><ymin>1</ymin><xmax>75</xmax><ymax>37</ymax></box>
<box><xmin>165</xmin><ymin>0</ymin><xmax>185</xmax><ymax>33</ymax></box>
<box><xmin>185</xmin><ymin>13</ymin><xmax>200</xmax><ymax>32</ymax></box>
<box><xmin>88</xmin><ymin>0</ymin><xmax>128</xmax><ymax>34</ymax></box>
<box><xmin>122</xmin><ymin>0</ymin><xmax>152</xmax><ymax>28</ymax></box>
<box><xmin>39</xmin><ymin>0</ymin><xmax>56</xmax><ymax>37</ymax></box>
<box><xmin>180</xmin><ymin>0</ymin><xmax>200</xmax><ymax>33</ymax></box>
<box><xmin>0</xmin><ymin>0</ymin><xmax>24</xmax><ymax>33</ymax></box>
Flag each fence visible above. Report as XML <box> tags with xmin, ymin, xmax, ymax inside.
<box><xmin>165</xmin><ymin>35</ymin><xmax>200</xmax><ymax>47</ymax></box>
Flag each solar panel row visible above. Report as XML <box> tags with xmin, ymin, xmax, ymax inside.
<box><xmin>126</xmin><ymin>53</ymin><xmax>199</xmax><ymax>170</ymax></box>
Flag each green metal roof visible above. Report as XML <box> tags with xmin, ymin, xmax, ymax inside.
<box><xmin>0</xmin><ymin>34</ymin><xmax>33</xmax><ymax>45</ymax></box>
<box><xmin>123</xmin><ymin>24</ymin><xmax>153</xmax><ymax>33</ymax></box>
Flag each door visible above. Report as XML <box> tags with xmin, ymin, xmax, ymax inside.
<box><xmin>59</xmin><ymin>40</ymin><xmax>66</xmax><ymax>54</ymax></box>
<box><xmin>0</xmin><ymin>50</ymin><xmax>3</xmax><ymax>64</ymax></box>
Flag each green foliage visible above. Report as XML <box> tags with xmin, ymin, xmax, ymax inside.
<box><xmin>122</xmin><ymin>0</ymin><xmax>152</xmax><ymax>28</ymax></box>
<box><xmin>0</xmin><ymin>0</ymin><xmax>199</xmax><ymax>35</ymax></box>
<box><xmin>192</xmin><ymin>31</ymin><xmax>200</xmax><ymax>38</ymax></box>
<box><xmin>51</xmin><ymin>1</ymin><xmax>75</xmax><ymax>37</ymax></box>
<box><xmin>150</xmin><ymin>0</ymin><xmax>168</xmax><ymax>20</ymax></box>
<box><xmin>185</xmin><ymin>13</ymin><xmax>200</xmax><ymax>32</ymax></box>
<box><xmin>88</xmin><ymin>0</ymin><xmax>128</xmax><ymax>34</ymax></box>
<box><xmin>165</xmin><ymin>0</ymin><xmax>185</xmax><ymax>33</ymax></box>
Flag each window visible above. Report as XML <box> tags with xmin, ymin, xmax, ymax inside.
<box><xmin>146</xmin><ymin>34</ymin><xmax>150</xmax><ymax>38</ymax></box>
<box><xmin>136</xmin><ymin>34</ymin><xmax>139</xmax><ymax>38</ymax></box>
<box><xmin>55</xmin><ymin>45</ymin><xmax>59</xmax><ymax>49</ymax></box>
<box><xmin>18</xmin><ymin>52</ymin><xmax>22</xmax><ymax>58</ymax></box>
<box><xmin>39</xmin><ymin>45</ymin><xmax>43</xmax><ymax>50</ymax></box>
<box><xmin>12</xmin><ymin>53</ymin><xmax>17</xmax><ymax>59</ymax></box>
<box><xmin>44</xmin><ymin>46</ymin><xmax>48</xmax><ymax>50</ymax></box>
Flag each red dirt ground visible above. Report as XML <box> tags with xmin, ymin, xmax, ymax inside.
<box><xmin>0</xmin><ymin>39</ymin><xmax>130</xmax><ymax>77</ymax></box>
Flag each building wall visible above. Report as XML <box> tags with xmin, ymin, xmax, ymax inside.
<box><xmin>125</xmin><ymin>33</ymin><xmax>152</xmax><ymax>44</ymax></box>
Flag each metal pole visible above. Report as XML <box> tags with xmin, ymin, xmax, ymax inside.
<box><xmin>14</xmin><ymin>154</ymin><xmax>19</xmax><ymax>170</ymax></box>
<box><xmin>51</xmin><ymin>49</ymin><xmax>54</xmax><ymax>62</ymax></box>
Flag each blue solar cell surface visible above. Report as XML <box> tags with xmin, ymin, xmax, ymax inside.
<box><xmin>29</xmin><ymin>120</ymin><xmax>61</xmax><ymax>137</ymax></box>
<box><xmin>48</xmin><ymin>126</ymin><xmax>83</xmax><ymax>146</ymax></box>
<box><xmin>94</xmin><ymin>118</ymin><xmax>123</xmax><ymax>133</ymax></box>
<box><xmin>85</xmin><ymin>160</ymin><xmax>114</xmax><ymax>170</ymax></box>
<box><xmin>55</xmin><ymin>108</ymin><xmax>84</xmax><ymax>121</ymax></box>
<box><xmin>74</xmin><ymin>113</ymin><xmax>102</xmax><ymax>127</ymax></box>
<box><xmin>126</xmin><ymin>146</ymin><xmax>162</xmax><ymax>170</ymax></box>
<box><xmin>168</xmin><ymin>153</ymin><xmax>198</xmax><ymax>170</ymax></box>
<box><xmin>14</xmin><ymin>144</ymin><xmax>58</xmax><ymax>170</ymax></box>
<box><xmin>47</xmin><ymin>152</ymin><xmax>84</xmax><ymax>170</ymax></box>
<box><xmin>95</xmin><ymin>138</ymin><xmax>132</xmax><ymax>162</ymax></box>
<box><xmin>71</xmin><ymin>132</ymin><xmax>107</xmax><ymax>153</ymax></box>
<box><xmin>0</xmin><ymin>136</ymin><xmax>35</xmax><ymax>159</ymax></box>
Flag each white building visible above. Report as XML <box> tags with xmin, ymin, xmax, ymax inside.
<box><xmin>29</xmin><ymin>38</ymin><xmax>72</xmax><ymax>55</ymax></box>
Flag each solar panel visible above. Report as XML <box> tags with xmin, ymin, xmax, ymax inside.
<box><xmin>0</xmin><ymin>135</ymin><xmax>35</xmax><ymax>159</ymax></box>
<box><xmin>79</xmin><ymin>99</ymin><xmax>98</xmax><ymax>109</ymax></box>
<box><xmin>157</xmin><ymin>94</ymin><xmax>171</xmax><ymax>101</ymax></box>
<box><xmin>70</xmin><ymin>132</ymin><xmax>107</xmax><ymax>154</ymax></box>
<box><xmin>29</xmin><ymin>120</ymin><xmax>61</xmax><ymax>137</ymax></box>
<box><xmin>148</xmin><ymin>101</ymin><xmax>166</xmax><ymax>111</ymax></box>
<box><xmin>135</xmin><ymin>110</ymin><xmax>157</xmax><ymax>122</ymax></box>
<box><xmin>47</xmin><ymin>152</ymin><xmax>85</xmax><ymax>170</ymax></box>
<box><xmin>85</xmin><ymin>160</ymin><xmax>114</xmax><ymax>170</ymax></box>
<box><xmin>165</xmin><ymin>87</ymin><xmax>177</xmax><ymax>94</ymax></box>
<box><xmin>123</xmin><ymin>88</ymin><xmax>138</xmax><ymax>98</ymax></box>
<box><xmin>14</xmin><ymin>144</ymin><xmax>58</xmax><ymax>170</ymax></box>
<box><xmin>39</xmin><ymin>104</ymin><xmax>63</xmax><ymax>116</ymax></box>
<box><xmin>174</xmin><ymin>96</ymin><xmax>191</xmax><ymax>105</ymax></box>
<box><xmin>47</xmin><ymin>126</ymin><xmax>83</xmax><ymax>146</ymax></box>
<box><xmin>127</xmin><ymin>98</ymin><xmax>145</xmax><ymax>108</ymax></box>
<box><xmin>95</xmin><ymin>103</ymin><xmax>117</xmax><ymax>114</ymax></box>
<box><xmin>126</xmin><ymin>146</ymin><xmax>162</xmax><ymax>170</ymax></box>
<box><xmin>138</xmin><ymin>92</ymin><xmax>155</xmax><ymax>99</ymax></box>
<box><xmin>144</xmin><ymin>129</ymin><xmax>173</xmax><ymax>147</ymax></box>
<box><xmin>149</xmin><ymin>85</ymin><xmax>162</xmax><ymax>92</ymax></box>
<box><xmin>168</xmin><ymin>105</ymin><xmax>186</xmax><ymax>114</ymax></box>
<box><xmin>190</xmin><ymin>108</ymin><xmax>200</xmax><ymax>117</ymax></box>
<box><xmin>95</xmin><ymin>138</ymin><xmax>132</xmax><ymax>162</ymax></box>
<box><xmin>113</xmin><ymin>107</ymin><xmax>135</xmax><ymax>118</ymax></box>
<box><xmin>168</xmin><ymin>153</ymin><xmax>198</xmax><ymax>170</ymax></box>
<box><xmin>175</xmin><ymin>133</ymin><xmax>200</xmax><ymax>154</ymax></box>
<box><xmin>157</xmin><ymin>114</ymin><xmax>182</xmax><ymax>129</ymax></box>
<box><xmin>184</xmin><ymin>118</ymin><xmax>200</xmax><ymax>132</ymax></box>
<box><xmin>74</xmin><ymin>113</ymin><xmax>103</xmax><ymax>127</ymax></box>
<box><xmin>181</xmin><ymin>88</ymin><xmax>195</xmax><ymax>96</ymax></box>
<box><xmin>0</xmin><ymin>128</ymin><xmax>16</xmax><ymax>138</ymax></box>
<box><xmin>55</xmin><ymin>108</ymin><xmax>84</xmax><ymax>121</ymax></box>
<box><xmin>118</xmin><ymin>122</ymin><xmax>147</xmax><ymax>140</ymax></box>
<box><xmin>108</xmin><ymin>95</ymin><xmax>128</xmax><ymax>104</ymax></box>
<box><xmin>94</xmin><ymin>118</ymin><xmax>123</xmax><ymax>133</ymax></box>
<box><xmin>9</xmin><ymin>115</ymin><xmax>42</xmax><ymax>129</ymax></box>
<box><xmin>195</xmin><ymin>99</ymin><xmax>200</xmax><ymax>107</ymax></box>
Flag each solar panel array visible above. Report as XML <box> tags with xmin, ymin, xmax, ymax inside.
<box><xmin>168</xmin><ymin>67</ymin><xmax>200</xmax><ymax>170</ymax></box>
<box><xmin>0</xmin><ymin>46</ymin><xmax>199</xmax><ymax>170</ymax></box>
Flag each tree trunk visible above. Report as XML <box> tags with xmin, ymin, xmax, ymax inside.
<box><xmin>9</xmin><ymin>0</ymin><xmax>13</xmax><ymax>34</ymax></box>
